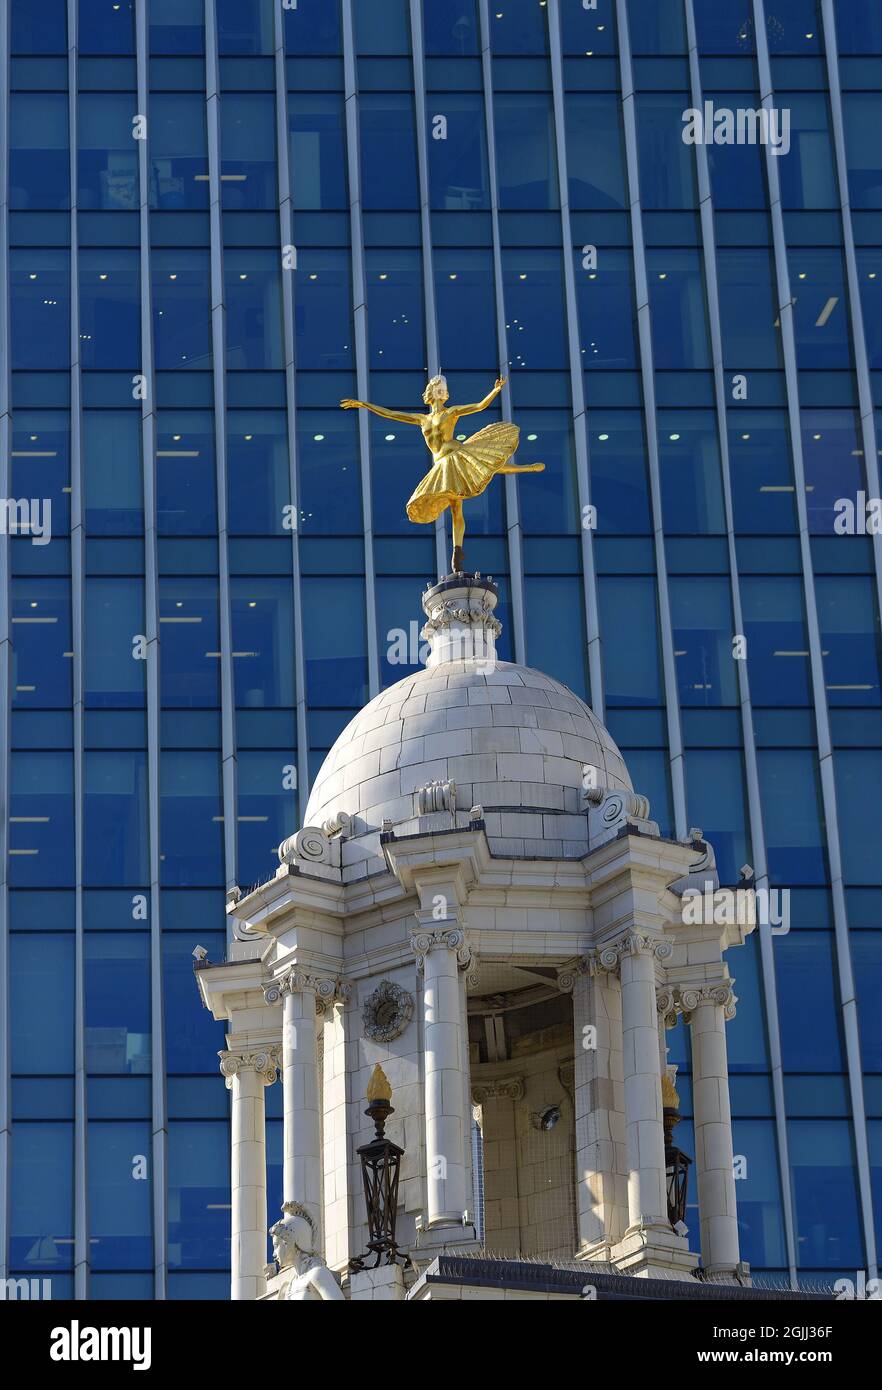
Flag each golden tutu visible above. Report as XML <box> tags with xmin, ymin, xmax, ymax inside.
<box><xmin>406</xmin><ymin>421</ymin><xmax>520</xmax><ymax>525</ymax></box>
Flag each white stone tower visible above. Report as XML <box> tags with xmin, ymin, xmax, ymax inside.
<box><xmin>196</xmin><ymin>574</ymin><xmax>754</xmax><ymax>1300</ymax></box>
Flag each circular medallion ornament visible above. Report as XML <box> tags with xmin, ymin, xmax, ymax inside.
<box><xmin>362</xmin><ymin>980</ymin><xmax>414</xmax><ymax>1043</ymax></box>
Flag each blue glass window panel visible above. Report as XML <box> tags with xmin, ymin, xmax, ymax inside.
<box><xmin>435</xmin><ymin>249</ymin><xmax>498</xmax><ymax>369</ymax></box>
<box><xmin>787</xmin><ymin>248</ymin><xmax>854</xmax><ymax>371</ymax></box>
<box><xmin>163</xmin><ymin>931</ymin><xmax>226</xmax><ymax>1073</ymax></box>
<box><xmin>12</xmin><ymin>578</ymin><xmax>72</xmax><ymax>710</ymax></box>
<box><xmin>159</xmin><ymin>579</ymin><xmax>221</xmax><ymax>708</ymax></box>
<box><xmin>628</xmin><ymin>0</ymin><xmax>686</xmax><ymax>52</ymax></box>
<box><xmin>85</xmin><ymin>933</ymin><xmax>151</xmax><ymax>1073</ymax></box>
<box><xmin>85</xmin><ymin>577</ymin><xmax>146</xmax><ymax>708</ymax></box>
<box><xmin>157</xmin><ymin>411</ymin><xmax>217</xmax><ymax>535</ymax></box>
<box><xmin>637</xmin><ymin>94</ymin><xmax>698</xmax><ymax>209</ymax></box>
<box><xmin>221</xmin><ymin>93</ymin><xmax>277</xmax><ymax>210</ymax></box>
<box><xmin>870</xmin><ymin>1123</ymin><xmax>882</xmax><ymax>1264</ymax></box>
<box><xmin>10</xmin><ymin>93</ymin><xmax>70</xmax><ymax>210</ymax></box>
<box><xmin>717</xmin><ymin>248</ymin><xmax>782</xmax><ymax>369</ymax></box>
<box><xmin>778</xmin><ymin>92</ymin><xmax>837</xmax><ymax>210</ymax></box>
<box><xmin>693</xmin><ymin>0</ymin><xmax>753</xmax><ymax>52</ymax></box>
<box><xmin>723</xmin><ymin>933</ymin><xmax>769</xmax><ymax>1070</ymax></box>
<box><xmin>366</xmin><ymin>249</ymin><xmax>427</xmax><ymax>370</ymax></box>
<box><xmin>288</xmin><ymin>94</ymin><xmax>347</xmax><ymax>211</ymax></box>
<box><xmin>817</xmin><ymin>577</ymin><xmax>882</xmax><ymax>708</ymax></box>
<box><xmin>152</xmin><ymin>249</ymin><xmax>213</xmax><ymax>371</ymax></box>
<box><xmin>168</xmin><ymin>1122</ymin><xmax>230</xmax><ymax>1269</ymax></box>
<box><xmin>356</xmin><ymin>0</ymin><xmax>410</xmax><ymax>52</ymax></box>
<box><xmin>835</xmin><ymin>1</ymin><xmax>882</xmax><ymax>52</ymax></box>
<box><xmin>12</xmin><ymin>406</ymin><xmax>71</xmax><ymax>529</ymax></box>
<box><xmin>284</xmin><ymin>0</ymin><xmax>342</xmax><ymax>53</ymax></box>
<box><xmin>91</xmin><ymin>1272</ymin><xmax>154</xmax><ymax>1299</ymax></box>
<box><xmin>575</xmin><ymin>249</ymin><xmax>639</xmax><ymax>370</ymax></box>
<box><xmin>658</xmin><ymin>410</ymin><xmax>725</xmax><ymax>534</ymax></box>
<box><xmin>84</xmin><ymin>410</ymin><xmax>143</xmax><ymax>535</ymax></box>
<box><xmin>296</xmin><ymin>409</ymin><xmax>363</xmax><ymax>535</ymax></box>
<box><xmin>424</xmin><ymin>0</ymin><xmax>479</xmax><ymax>54</ymax></box>
<box><xmin>225</xmin><ymin>250</ymin><xmax>284</xmax><ymax>370</ymax></box>
<box><xmin>228</xmin><ymin>411</ymin><xmax>290</xmax><ymax>535</ymax></box>
<box><xmin>160</xmin><ymin>752</ymin><xmax>224</xmax><ymax>886</ymax></box>
<box><xmin>758</xmin><ymin>749</ymin><xmax>829</xmax><ymax>885</ymax></box>
<box><xmin>360</xmin><ymin>94</ymin><xmax>419</xmax><ymax>210</ymax></box>
<box><xmin>586</xmin><ymin>412</ymin><xmax>652</xmax><ymax>534</ymax></box>
<box><xmin>728</xmin><ymin>411</ymin><xmax>798</xmax><ymax>534</ymax></box>
<box><xmin>684</xmin><ymin>748</ymin><xmax>749</xmax><ymax>886</ymax></box>
<box><xmin>836</xmin><ymin>750</ymin><xmax>882</xmax><ymax>885</ymax></box>
<box><xmin>852</xmin><ymin>934</ymin><xmax>882</xmax><ymax>1070</ymax></box>
<box><xmin>598</xmin><ymin>577</ymin><xmax>662</xmax><ymax>706</ymax></box>
<box><xmin>788</xmin><ymin>1120</ymin><xmax>864</xmax><ymax>1269</ymax></box>
<box><xmin>12</xmin><ymin>0</ymin><xmax>66</xmax><ymax>51</ymax></box>
<box><xmin>150</xmin><ymin>0</ymin><xmax>205</xmax><ymax>54</ymax></box>
<box><xmin>84</xmin><ymin>753</ymin><xmax>150</xmax><ymax>888</ymax></box>
<box><xmin>766</xmin><ymin>0</ymin><xmax>823</xmax><ymax>52</ymax></box>
<box><xmin>494</xmin><ymin>94</ymin><xmax>559</xmax><ymax>210</ymax></box>
<box><xmin>490</xmin><ymin>0</ymin><xmax>548</xmax><ymax>53</ymax></box>
<box><xmin>730</xmin><ymin>1120</ymin><xmax>787</xmax><ymax>1268</ymax></box>
<box><xmin>622</xmin><ymin>748</ymin><xmax>673</xmax><ymax>837</ymax></box>
<box><xmin>88</xmin><ymin>1122</ymin><xmax>153</xmax><ymax>1270</ymax></box>
<box><xmin>705</xmin><ymin>90</ymin><xmax>768</xmax><ymax>209</ymax></box>
<box><xmin>502</xmin><ymin>249</ymin><xmax>567</xmax><ymax>370</ymax></box>
<box><xmin>427</xmin><ymin>92</ymin><xmax>489</xmax><ymax>211</ymax></box>
<box><xmin>10</xmin><ymin>753</ymin><xmax>75</xmax><ymax>887</ymax></box>
<box><xmin>302</xmin><ymin>577</ymin><xmax>369</xmax><ymax>707</ymax></box>
<box><xmin>238</xmin><ymin>750</ymin><xmax>298</xmax><ymax>888</ymax></box>
<box><xmin>231</xmin><ymin>578</ymin><xmax>296</xmax><ymax>708</ymax></box>
<box><xmin>10</xmin><ymin>1123</ymin><xmax>74</xmax><ymax>1271</ymax></box>
<box><xmin>168</xmin><ymin>1271</ymin><xmax>230</xmax><ymax>1298</ymax></box>
<box><xmin>377</xmin><ymin>576</ymin><xmax>429</xmax><ymax>688</ymax></box>
<box><xmin>802</xmin><ymin>408</ymin><xmax>863</xmax><ymax>535</ymax></box>
<box><xmin>516</xmin><ymin>410</ymin><xmax>580</xmax><ymax>534</ymax></box>
<box><xmin>217</xmin><ymin>0</ymin><xmax>274</xmax><ymax>53</ymax></box>
<box><xmin>293</xmin><ymin>248</ymin><xmax>354</xmax><ymax>370</ymax></box>
<box><xmin>79</xmin><ymin>0</ymin><xmax>135</xmax><ymax>52</ymax></box>
<box><xmin>857</xmin><ymin>251</ymin><xmax>882</xmax><ymax>365</ymax></box>
<box><xmin>78</xmin><ymin>94</ymin><xmax>138</xmax><ymax>212</ymax></box>
<box><xmin>79</xmin><ymin>249</ymin><xmax>141</xmax><ymax>369</ymax></box>
<box><xmin>11</xmin><ymin>935</ymin><xmax>74</xmax><ymax>1073</ymax></box>
<box><xmin>670</xmin><ymin>576</ymin><xmax>739</xmax><ymax>707</ymax></box>
<box><xmin>564</xmin><ymin>93</ymin><xmax>627</xmax><ymax>210</ymax></box>
<box><xmin>525</xmin><ymin>577</ymin><xmax>590</xmax><ymax>702</ymax></box>
<box><xmin>149</xmin><ymin>93</ymin><xmax>209</xmax><ymax>209</ymax></box>
<box><xmin>560</xmin><ymin>0</ymin><xmax>617</xmax><ymax>54</ymax></box>
<box><xmin>647</xmin><ymin>249</ymin><xmax>711</xmax><ymax>369</ymax></box>
<box><xmin>11</xmin><ymin>250</ymin><xmax>71</xmax><ymax>370</ymax></box>
<box><xmin>741</xmin><ymin>575</ymin><xmax>812</xmax><ymax>706</ymax></box>
<box><xmin>11</xmin><ymin>892</ymin><xmax>76</xmax><ymax>934</ymax></box>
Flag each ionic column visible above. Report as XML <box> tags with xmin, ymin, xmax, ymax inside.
<box><xmin>601</xmin><ymin>932</ymin><xmax>672</xmax><ymax>1233</ymax></box>
<box><xmin>681</xmin><ymin>981</ymin><xmax>740</xmax><ymax>1274</ymax></box>
<box><xmin>219</xmin><ymin>1047</ymin><xmax>278</xmax><ymax>1301</ymax></box>
<box><xmin>273</xmin><ymin>970</ymin><xmax>347</xmax><ymax>1238</ymax></box>
<box><xmin>412</xmin><ymin>927</ymin><xmax>472</xmax><ymax>1227</ymax></box>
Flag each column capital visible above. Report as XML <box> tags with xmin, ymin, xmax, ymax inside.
<box><xmin>270</xmin><ymin>969</ymin><xmax>351</xmax><ymax>1012</ymax></box>
<box><xmin>656</xmin><ymin>985</ymin><xmax>679</xmax><ymax>1029</ymax></box>
<box><xmin>410</xmin><ymin>927</ymin><xmax>472</xmax><ymax>971</ymax></box>
<box><xmin>471</xmin><ymin>1076</ymin><xmax>524</xmax><ymax>1105</ymax></box>
<box><xmin>591</xmin><ymin>931</ymin><xmax>673</xmax><ymax>975</ymax></box>
<box><xmin>678</xmin><ymin>980</ymin><xmax>737</xmax><ymax>1021</ymax></box>
<box><xmin>218</xmin><ymin>1046</ymin><xmax>280</xmax><ymax>1087</ymax></box>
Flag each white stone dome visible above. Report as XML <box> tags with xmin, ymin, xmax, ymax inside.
<box><xmin>304</xmin><ymin>591</ymin><xmax>632</xmax><ymax>865</ymax></box>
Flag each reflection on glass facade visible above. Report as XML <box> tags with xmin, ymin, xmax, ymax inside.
<box><xmin>0</xmin><ymin>0</ymin><xmax>880</xmax><ymax>1300</ymax></box>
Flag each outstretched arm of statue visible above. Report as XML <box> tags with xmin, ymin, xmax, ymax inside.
<box><xmin>340</xmin><ymin>398</ymin><xmax>424</xmax><ymax>425</ymax></box>
<box><xmin>453</xmin><ymin>376</ymin><xmax>507</xmax><ymax>417</ymax></box>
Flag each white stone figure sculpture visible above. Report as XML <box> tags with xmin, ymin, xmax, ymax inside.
<box><xmin>269</xmin><ymin>1211</ymin><xmax>344</xmax><ymax>1301</ymax></box>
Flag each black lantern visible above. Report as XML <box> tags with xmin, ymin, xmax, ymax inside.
<box><xmin>349</xmin><ymin>1064</ymin><xmax>405</xmax><ymax>1271</ymax></box>
<box><xmin>662</xmin><ymin>1072</ymin><xmax>692</xmax><ymax>1229</ymax></box>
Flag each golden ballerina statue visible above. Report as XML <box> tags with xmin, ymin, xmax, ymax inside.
<box><xmin>341</xmin><ymin>374</ymin><xmax>544</xmax><ymax>573</ymax></box>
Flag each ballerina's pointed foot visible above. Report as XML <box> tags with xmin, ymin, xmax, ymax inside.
<box><xmin>451</xmin><ymin>545</ymin><xmax>466</xmax><ymax>574</ymax></box>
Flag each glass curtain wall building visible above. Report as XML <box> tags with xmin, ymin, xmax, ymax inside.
<box><xmin>1</xmin><ymin>0</ymin><xmax>881</xmax><ymax>1298</ymax></box>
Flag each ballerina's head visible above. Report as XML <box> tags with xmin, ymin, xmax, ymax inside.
<box><xmin>423</xmin><ymin>374</ymin><xmax>449</xmax><ymax>407</ymax></box>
